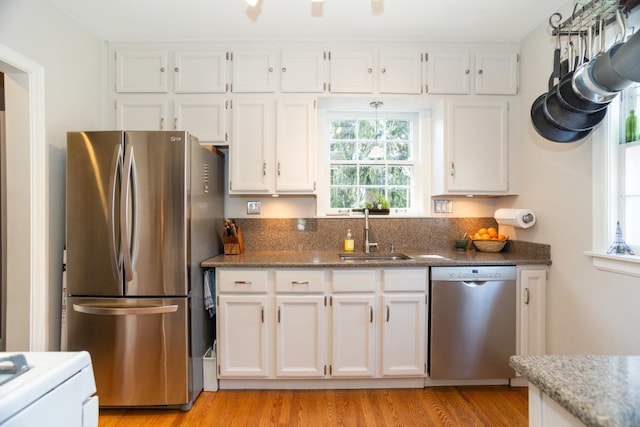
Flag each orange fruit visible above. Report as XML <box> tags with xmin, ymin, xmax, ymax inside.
<box><xmin>487</xmin><ymin>227</ymin><xmax>498</xmax><ymax>237</ymax></box>
<box><xmin>497</xmin><ymin>234</ymin><xmax>507</xmax><ymax>240</ymax></box>
<box><xmin>480</xmin><ymin>233</ymin><xmax>490</xmax><ymax>240</ymax></box>
<box><xmin>478</xmin><ymin>228</ymin><xmax>488</xmax><ymax>236</ymax></box>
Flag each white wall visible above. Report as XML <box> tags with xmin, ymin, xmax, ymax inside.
<box><xmin>515</xmin><ymin>3</ymin><xmax>640</xmax><ymax>354</ymax></box>
<box><xmin>0</xmin><ymin>0</ymin><xmax>104</xmax><ymax>349</ymax></box>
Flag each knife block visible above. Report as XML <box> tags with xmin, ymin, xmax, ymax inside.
<box><xmin>223</xmin><ymin>226</ymin><xmax>244</xmax><ymax>255</ymax></box>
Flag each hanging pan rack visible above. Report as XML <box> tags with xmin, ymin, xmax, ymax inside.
<box><xmin>551</xmin><ymin>0</ymin><xmax>639</xmax><ymax>37</ymax></box>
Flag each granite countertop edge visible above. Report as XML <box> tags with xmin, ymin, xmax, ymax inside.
<box><xmin>201</xmin><ymin>249</ymin><xmax>551</xmax><ymax>268</ymax></box>
<box><xmin>510</xmin><ymin>355</ymin><xmax>640</xmax><ymax>427</ymax></box>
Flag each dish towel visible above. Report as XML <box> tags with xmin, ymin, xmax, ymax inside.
<box><xmin>204</xmin><ymin>269</ymin><xmax>215</xmax><ymax>318</ymax></box>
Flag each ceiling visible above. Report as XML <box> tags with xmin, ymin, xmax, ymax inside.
<box><xmin>50</xmin><ymin>0</ymin><xmax>569</xmax><ymax>43</ymax></box>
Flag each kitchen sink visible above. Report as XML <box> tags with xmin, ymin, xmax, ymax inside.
<box><xmin>339</xmin><ymin>253</ymin><xmax>413</xmax><ymax>261</ymax></box>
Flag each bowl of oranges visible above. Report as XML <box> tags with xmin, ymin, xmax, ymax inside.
<box><xmin>470</xmin><ymin>227</ymin><xmax>508</xmax><ymax>253</ymax></box>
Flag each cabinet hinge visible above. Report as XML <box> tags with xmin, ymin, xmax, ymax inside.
<box><xmin>425</xmin><ymin>294</ymin><xmax>428</xmax><ymax>304</ymax></box>
<box><xmin>227</xmin><ymin>52</ymin><xmax>233</xmax><ymax>61</ymax></box>
<box><xmin>225</xmin><ymin>132</ymin><xmax>228</xmax><ymax>142</ymax></box>
<box><xmin>507</xmin><ymin>102</ymin><xmax>510</xmax><ymax>111</ymax></box>
<box><xmin>217</xmin><ymin>364</ymin><xmax>220</xmax><ymax>375</ymax></box>
<box><xmin>314</xmin><ymin>182</ymin><xmax>317</xmax><ymax>191</ymax></box>
<box><xmin>323</xmin><ymin>82</ymin><xmax>327</xmax><ymax>92</ymax></box>
<box><xmin>424</xmin><ymin>363</ymin><xmax>427</xmax><ymax>374</ymax></box>
<box><xmin>328</xmin><ymin>51</ymin><xmax>331</xmax><ymax>61</ymax></box>
<box><xmin>230</xmin><ymin>83</ymin><xmax>233</xmax><ymax>92</ymax></box>
<box><xmin>516</xmin><ymin>53</ymin><xmax>520</xmax><ymax>63</ymax></box>
<box><xmin>313</xmin><ymin>100</ymin><xmax>317</xmax><ymax>109</ymax></box>
<box><xmin>425</xmin><ymin>52</ymin><xmax>429</xmax><ymax>61</ymax></box>
<box><xmin>328</xmin><ymin>83</ymin><xmax>332</xmax><ymax>92</ymax></box>
<box><xmin>329</xmin><ymin>365</ymin><xmax>332</xmax><ymax>375</ymax></box>
<box><xmin>216</xmin><ymin>295</ymin><xmax>219</xmax><ymax>305</ymax></box>
<box><xmin>324</xmin><ymin>296</ymin><xmax>327</xmax><ymax>306</ymax></box>
<box><xmin>114</xmin><ymin>100</ymin><xmax>117</xmax><ymax>109</ymax></box>
<box><xmin>323</xmin><ymin>51</ymin><xmax>327</xmax><ymax>60</ymax></box>
<box><xmin>425</xmin><ymin>84</ymin><xmax>429</xmax><ymax>93</ymax></box>
<box><xmin>229</xmin><ymin>181</ymin><xmax>232</xmax><ymax>191</ymax></box>
<box><xmin>324</xmin><ymin>365</ymin><xmax>327</xmax><ymax>375</ymax></box>
<box><xmin>329</xmin><ymin>296</ymin><xmax>332</xmax><ymax>306</ymax></box>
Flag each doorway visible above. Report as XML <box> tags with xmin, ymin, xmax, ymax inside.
<box><xmin>0</xmin><ymin>43</ymin><xmax>48</xmax><ymax>351</ymax></box>
<box><xmin>0</xmin><ymin>72</ymin><xmax>4</xmax><ymax>351</ymax></box>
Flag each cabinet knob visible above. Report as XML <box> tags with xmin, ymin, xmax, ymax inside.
<box><xmin>268</xmin><ymin>67</ymin><xmax>274</xmax><ymax>72</ymax></box>
<box><xmin>282</xmin><ymin>67</ymin><xmax>287</xmax><ymax>72</ymax></box>
<box><xmin>174</xmin><ymin>67</ymin><xmax>179</xmax><ymax>72</ymax></box>
<box><xmin>465</xmin><ymin>69</ymin><xmax>470</xmax><ymax>74</ymax></box>
<box><xmin>381</xmin><ymin>68</ymin><xmax>386</xmax><ymax>73</ymax></box>
<box><xmin>160</xmin><ymin>67</ymin><xmax>166</xmax><ymax>72</ymax></box>
<box><xmin>478</xmin><ymin>69</ymin><xmax>483</xmax><ymax>75</ymax></box>
<box><xmin>367</xmin><ymin>68</ymin><xmax>373</xmax><ymax>73</ymax></box>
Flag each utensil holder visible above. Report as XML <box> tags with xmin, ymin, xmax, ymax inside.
<box><xmin>223</xmin><ymin>226</ymin><xmax>244</xmax><ymax>255</ymax></box>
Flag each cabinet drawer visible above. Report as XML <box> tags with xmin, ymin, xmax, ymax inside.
<box><xmin>217</xmin><ymin>269</ymin><xmax>268</xmax><ymax>293</ymax></box>
<box><xmin>332</xmin><ymin>270</ymin><xmax>376</xmax><ymax>292</ymax></box>
<box><xmin>382</xmin><ymin>269</ymin><xmax>427</xmax><ymax>292</ymax></box>
<box><xmin>275</xmin><ymin>270</ymin><xmax>325</xmax><ymax>293</ymax></box>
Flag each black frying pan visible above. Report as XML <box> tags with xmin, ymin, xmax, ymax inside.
<box><xmin>556</xmin><ymin>69</ymin><xmax>611</xmax><ymax>113</ymax></box>
<box><xmin>530</xmin><ymin>93</ymin><xmax>593</xmax><ymax>143</ymax></box>
<box><xmin>544</xmin><ymin>85</ymin><xmax>608</xmax><ymax>132</ymax></box>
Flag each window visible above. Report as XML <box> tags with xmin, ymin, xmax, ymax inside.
<box><xmin>616</xmin><ymin>83</ymin><xmax>640</xmax><ymax>252</ymax></box>
<box><xmin>324</xmin><ymin>111</ymin><xmax>421</xmax><ymax>214</ymax></box>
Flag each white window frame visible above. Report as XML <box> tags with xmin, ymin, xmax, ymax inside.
<box><xmin>316</xmin><ymin>109</ymin><xmax>430</xmax><ymax>217</ymax></box>
<box><xmin>588</xmin><ymin>90</ymin><xmax>640</xmax><ymax>277</ymax></box>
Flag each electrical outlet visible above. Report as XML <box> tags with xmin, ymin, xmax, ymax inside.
<box><xmin>247</xmin><ymin>201</ymin><xmax>261</xmax><ymax>215</ymax></box>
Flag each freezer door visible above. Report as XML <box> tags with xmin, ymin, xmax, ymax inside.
<box><xmin>67</xmin><ymin>131</ymin><xmax>125</xmax><ymax>296</ymax></box>
<box><xmin>66</xmin><ymin>297</ymin><xmax>190</xmax><ymax>407</ymax></box>
<box><xmin>123</xmin><ymin>131</ymin><xmax>189</xmax><ymax>296</ymax></box>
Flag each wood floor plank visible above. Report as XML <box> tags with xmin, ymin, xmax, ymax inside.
<box><xmin>98</xmin><ymin>386</ymin><xmax>528</xmax><ymax>427</ymax></box>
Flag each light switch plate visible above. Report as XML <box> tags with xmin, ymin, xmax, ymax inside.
<box><xmin>247</xmin><ymin>201</ymin><xmax>261</xmax><ymax>215</ymax></box>
<box><xmin>434</xmin><ymin>199</ymin><xmax>453</xmax><ymax>214</ymax></box>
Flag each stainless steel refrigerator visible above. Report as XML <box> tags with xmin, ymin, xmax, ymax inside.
<box><xmin>65</xmin><ymin>130</ymin><xmax>224</xmax><ymax>410</ymax></box>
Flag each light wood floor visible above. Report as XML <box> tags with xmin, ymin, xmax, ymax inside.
<box><xmin>99</xmin><ymin>386</ymin><xmax>528</xmax><ymax>426</ymax></box>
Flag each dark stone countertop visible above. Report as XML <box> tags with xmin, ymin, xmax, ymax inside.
<box><xmin>511</xmin><ymin>355</ymin><xmax>640</xmax><ymax>427</ymax></box>
<box><xmin>201</xmin><ymin>247</ymin><xmax>551</xmax><ymax>268</ymax></box>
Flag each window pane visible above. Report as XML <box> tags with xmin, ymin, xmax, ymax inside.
<box><xmin>389</xmin><ymin>188</ymin><xmax>409</xmax><ymax>208</ymax></box>
<box><xmin>330</xmin><ymin>120</ymin><xmax>356</xmax><ymax>139</ymax></box>
<box><xmin>358</xmin><ymin>141</ymin><xmax>386</xmax><ymax>160</ymax></box>
<box><xmin>331</xmin><ymin>187</ymin><xmax>357</xmax><ymax>208</ymax></box>
<box><xmin>359</xmin><ymin>119</ymin><xmax>382</xmax><ymax>140</ymax></box>
<box><xmin>625</xmin><ymin>196</ymin><xmax>640</xmax><ymax>245</ymax></box>
<box><xmin>385</xmin><ymin>120</ymin><xmax>410</xmax><ymax>140</ymax></box>
<box><xmin>359</xmin><ymin>165</ymin><xmax>386</xmax><ymax>185</ymax></box>
<box><xmin>387</xmin><ymin>141</ymin><xmax>410</xmax><ymax>160</ymax></box>
<box><xmin>330</xmin><ymin>165</ymin><xmax>357</xmax><ymax>185</ymax></box>
<box><xmin>388</xmin><ymin>166</ymin><xmax>412</xmax><ymax>185</ymax></box>
<box><xmin>360</xmin><ymin>188</ymin><xmax>385</xmax><ymax>206</ymax></box>
<box><xmin>625</xmin><ymin>145</ymin><xmax>640</xmax><ymax>194</ymax></box>
<box><xmin>330</xmin><ymin>141</ymin><xmax>356</xmax><ymax>161</ymax></box>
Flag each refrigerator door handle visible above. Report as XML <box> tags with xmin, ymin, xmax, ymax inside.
<box><xmin>108</xmin><ymin>144</ymin><xmax>123</xmax><ymax>284</ymax></box>
<box><xmin>121</xmin><ymin>143</ymin><xmax>139</xmax><ymax>284</ymax></box>
<box><xmin>72</xmin><ymin>303</ymin><xmax>178</xmax><ymax>316</ymax></box>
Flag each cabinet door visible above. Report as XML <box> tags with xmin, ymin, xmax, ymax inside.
<box><xmin>217</xmin><ymin>295</ymin><xmax>269</xmax><ymax>377</ymax></box>
<box><xmin>381</xmin><ymin>293</ymin><xmax>426</xmax><ymax>376</ymax></box>
<box><xmin>280</xmin><ymin>51</ymin><xmax>326</xmax><ymax>93</ymax></box>
<box><xmin>229</xmin><ymin>98</ymin><xmax>274</xmax><ymax>193</ymax></box>
<box><xmin>174</xmin><ymin>96</ymin><xmax>228</xmax><ymax>143</ymax></box>
<box><xmin>115</xmin><ymin>97</ymin><xmax>167</xmax><ymax>130</ymax></box>
<box><xmin>275</xmin><ymin>295</ymin><xmax>325</xmax><ymax>377</ymax></box>
<box><xmin>446</xmin><ymin>100</ymin><xmax>509</xmax><ymax>193</ymax></box>
<box><xmin>174</xmin><ymin>51</ymin><xmax>228</xmax><ymax>93</ymax></box>
<box><xmin>115</xmin><ymin>50</ymin><xmax>168</xmax><ymax>93</ymax></box>
<box><xmin>426</xmin><ymin>52</ymin><xmax>470</xmax><ymax>94</ymax></box>
<box><xmin>378</xmin><ymin>51</ymin><xmax>423</xmax><ymax>95</ymax></box>
<box><xmin>276</xmin><ymin>98</ymin><xmax>316</xmax><ymax>193</ymax></box>
<box><xmin>475</xmin><ymin>52</ymin><xmax>518</xmax><ymax>95</ymax></box>
<box><xmin>231</xmin><ymin>51</ymin><xmax>276</xmax><ymax>93</ymax></box>
<box><xmin>331</xmin><ymin>295</ymin><xmax>376</xmax><ymax>377</ymax></box>
<box><xmin>328</xmin><ymin>51</ymin><xmax>374</xmax><ymax>94</ymax></box>
<box><xmin>518</xmin><ymin>268</ymin><xmax>547</xmax><ymax>356</ymax></box>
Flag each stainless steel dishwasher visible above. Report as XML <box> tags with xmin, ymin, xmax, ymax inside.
<box><xmin>429</xmin><ymin>266</ymin><xmax>516</xmax><ymax>380</ymax></box>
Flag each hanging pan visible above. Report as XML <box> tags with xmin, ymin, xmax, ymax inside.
<box><xmin>531</xmin><ymin>93</ymin><xmax>593</xmax><ymax>143</ymax></box>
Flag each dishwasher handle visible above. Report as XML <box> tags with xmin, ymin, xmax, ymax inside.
<box><xmin>462</xmin><ymin>281</ymin><xmax>488</xmax><ymax>287</ymax></box>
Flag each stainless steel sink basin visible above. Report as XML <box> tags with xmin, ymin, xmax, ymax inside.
<box><xmin>339</xmin><ymin>253</ymin><xmax>412</xmax><ymax>261</ymax></box>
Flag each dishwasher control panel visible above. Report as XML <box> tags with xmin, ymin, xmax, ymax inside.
<box><xmin>431</xmin><ymin>266</ymin><xmax>517</xmax><ymax>281</ymax></box>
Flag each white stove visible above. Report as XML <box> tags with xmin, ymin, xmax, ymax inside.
<box><xmin>0</xmin><ymin>351</ymin><xmax>98</xmax><ymax>426</ymax></box>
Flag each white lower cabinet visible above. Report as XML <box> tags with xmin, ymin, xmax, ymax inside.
<box><xmin>275</xmin><ymin>295</ymin><xmax>326</xmax><ymax>377</ymax></box>
<box><xmin>330</xmin><ymin>294</ymin><xmax>376</xmax><ymax>377</ymax></box>
<box><xmin>517</xmin><ymin>266</ymin><xmax>547</xmax><ymax>357</ymax></box>
<box><xmin>216</xmin><ymin>267</ymin><xmax>428</xmax><ymax>386</ymax></box>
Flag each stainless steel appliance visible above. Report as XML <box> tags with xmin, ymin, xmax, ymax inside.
<box><xmin>65</xmin><ymin>131</ymin><xmax>224</xmax><ymax>410</ymax></box>
<box><xmin>429</xmin><ymin>266</ymin><xmax>516</xmax><ymax>380</ymax></box>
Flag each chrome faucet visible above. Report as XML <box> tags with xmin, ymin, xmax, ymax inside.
<box><xmin>364</xmin><ymin>208</ymin><xmax>378</xmax><ymax>253</ymax></box>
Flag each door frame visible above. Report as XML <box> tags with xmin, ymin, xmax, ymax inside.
<box><xmin>0</xmin><ymin>42</ymin><xmax>47</xmax><ymax>350</ymax></box>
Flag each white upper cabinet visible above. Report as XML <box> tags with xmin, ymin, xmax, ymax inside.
<box><xmin>115</xmin><ymin>96</ymin><xmax>168</xmax><ymax>130</ymax></box>
<box><xmin>276</xmin><ymin>97</ymin><xmax>317</xmax><ymax>193</ymax></box>
<box><xmin>115</xmin><ymin>50</ymin><xmax>168</xmax><ymax>93</ymax></box>
<box><xmin>173</xmin><ymin>51</ymin><xmax>228</xmax><ymax>93</ymax></box>
<box><xmin>174</xmin><ymin>96</ymin><xmax>228</xmax><ymax>142</ymax></box>
<box><xmin>280</xmin><ymin>51</ymin><xmax>326</xmax><ymax>93</ymax></box>
<box><xmin>230</xmin><ymin>51</ymin><xmax>276</xmax><ymax>93</ymax></box>
<box><xmin>475</xmin><ymin>52</ymin><xmax>518</xmax><ymax>95</ymax></box>
<box><xmin>378</xmin><ymin>51</ymin><xmax>424</xmax><ymax>95</ymax></box>
<box><xmin>328</xmin><ymin>51</ymin><xmax>375</xmax><ymax>94</ymax></box>
<box><xmin>432</xmin><ymin>99</ymin><xmax>510</xmax><ymax>195</ymax></box>
<box><xmin>426</xmin><ymin>52</ymin><xmax>470</xmax><ymax>94</ymax></box>
<box><xmin>426</xmin><ymin>51</ymin><xmax>518</xmax><ymax>95</ymax></box>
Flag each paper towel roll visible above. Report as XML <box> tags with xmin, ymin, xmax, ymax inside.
<box><xmin>494</xmin><ymin>208</ymin><xmax>536</xmax><ymax>229</ymax></box>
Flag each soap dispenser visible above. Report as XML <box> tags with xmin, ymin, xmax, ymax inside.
<box><xmin>344</xmin><ymin>229</ymin><xmax>354</xmax><ymax>252</ymax></box>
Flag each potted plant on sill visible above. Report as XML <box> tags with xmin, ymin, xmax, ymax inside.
<box><xmin>363</xmin><ymin>192</ymin><xmax>390</xmax><ymax>215</ymax></box>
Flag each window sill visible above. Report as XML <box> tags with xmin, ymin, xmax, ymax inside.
<box><xmin>585</xmin><ymin>251</ymin><xmax>640</xmax><ymax>278</ymax></box>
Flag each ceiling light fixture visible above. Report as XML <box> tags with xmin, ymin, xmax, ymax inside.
<box><xmin>246</xmin><ymin>0</ymin><xmax>259</xmax><ymax>7</ymax></box>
